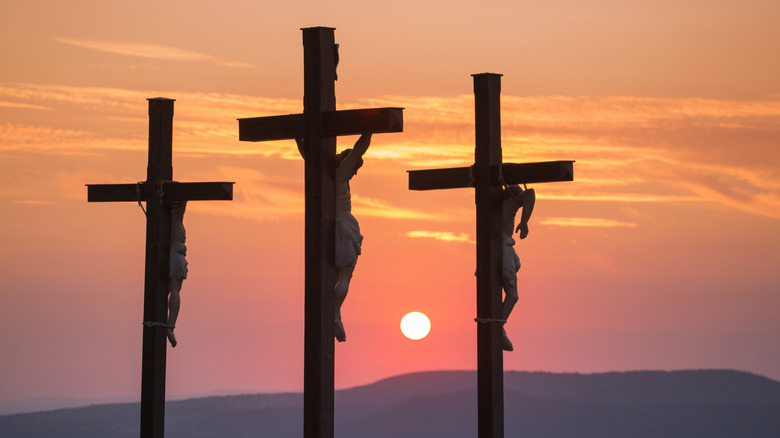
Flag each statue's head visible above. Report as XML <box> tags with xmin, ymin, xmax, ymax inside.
<box><xmin>505</xmin><ymin>184</ymin><xmax>523</xmax><ymax>199</ymax></box>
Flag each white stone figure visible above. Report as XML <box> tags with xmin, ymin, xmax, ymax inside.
<box><xmin>501</xmin><ymin>185</ymin><xmax>535</xmax><ymax>351</ymax></box>
<box><xmin>296</xmin><ymin>133</ymin><xmax>372</xmax><ymax>342</ymax></box>
<box><xmin>333</xmin><ymin>133</ymin><xmax>371</xmax><ymax>342</ymax></box>
<box><xmin>167</xmin><ymin>200</ymin><xmax>188</xmax><ymax>347</ymax></box>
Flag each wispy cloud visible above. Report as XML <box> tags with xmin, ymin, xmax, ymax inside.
<box><xmin>0</xmin><ymin>83</ymin><xmax>302</xmax><ymax>155</ymax></box>
<box><xmin>571</xmin><ymin>252</ymin><xmax>631</xmax><ymax>276</ymax></box>
<box><xmin>0</xmin><ymin>83</ymin><xmax>150</xmax><ymax>111</ymax></box>
<box><xmin>12</xmin><ymin>200</ymin><xmax>56</xmax><ymax>205</ymax></box>
<box><xmin>0</xmin><ymin>122</ymin><xmax>106</xmax><ymax>153</ymax></box>
<box><xmin>2</xmin><ymin>82</ymin><xmax>778</xmax><ymax>219</ymax></box>
<box><xmin>0</xmin><ymin>101</ymin><xmax>51</xmax><ymax>111</ymax></box>
<box><xmin>188</xmin><ymin>169</ymin><xmax>437</xmax><ymax>223</ymax></box>
<box><xmin>405</xmin><ymin>230</ymin><xmax>475</xmax><ymax>244</ymax></box>
<box><xmin>55</xmin><ymin>37</ymin><xmax>255</xmax><ymax>68</ymax></box>
<box><xmin>192</xmin><ymin>167</ymin><xmax>303</xmax><ymax>222</ymax></box>
<box><xmin>539</xmin><ymin>217</ymin><xmax>639</xmax><ymax>228</ymax></box>
<box><xmin>352</xmin><ymin>195</ymin><xmax>438</xmax><ymax>220</ymax></box>
<box><xmin>539</xmin><ymin>193</ymin><xmax>705</xmax><ymax>203</ymax></box>
<box><xmin>673</xmin><ymin>174</ymin><xmax>780</xmax><ymax>220</ymax></box>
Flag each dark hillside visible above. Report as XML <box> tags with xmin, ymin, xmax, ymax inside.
<box><xmin>2</xmin><ymin>370</ymin><xmax>779</xmax><ymax>438</ymax></box>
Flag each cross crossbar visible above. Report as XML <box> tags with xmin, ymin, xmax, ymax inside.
<box><xmin>408</xmin><ymin>160</ymin><xmax>574</xmax><ymax>191</ymax></box>
<box><xmin>87</xmin><ymin>182</ymin><xmax>234</xmax><ymax>202</ymax></box>
<box><xmin>238</xmin><ymin>107</ymin><xmax>403</xmax><ymax>142</ymax></box>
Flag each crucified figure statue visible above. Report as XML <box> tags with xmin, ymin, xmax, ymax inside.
<box><xmin>297</xmin><ymin>133</ymin><xmax>372</xmax><ymax>342</ymax></box>
<box><xmin>167</xmin><ymin>200</ymin><xmax>188</xmax><ymax>347</ymax></box>
<box><xmin>501</xmin><ymin>184</ymin><xmax>535</xmax><ymax>351</ymax></box>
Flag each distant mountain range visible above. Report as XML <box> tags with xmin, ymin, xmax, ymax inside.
<box><xmin>2</xmin><ymin>369</ymin><xmax>780</xmax><ymax>437</ymax></box>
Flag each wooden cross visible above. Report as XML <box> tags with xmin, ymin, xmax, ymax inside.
<box><xmin>237</xmin><ymin>27</ymin><xmax>403</xmax><ymax>438</ymax></box>
<box><xmin>87</xmin><ymin>98</ymin><xmax>233</xmax><ymax>438</ymax></box>
<box><xmin>408</xmin><ymin>74</ymin><xmax>574</xmax><ymax>438</ymax></box>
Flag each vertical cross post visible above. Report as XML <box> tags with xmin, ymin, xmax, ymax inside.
<box><xmin>142</xmin><ymin>98</ymin><xmax>174</xmax><ymax>438</ymax></box>
<box><xmin>302</xmin><ymin>26</ymin><xmax>337</xmax><ymax>438</ymax></box>
<box><xmin>473</xmin><ymin>74</ymin><xmax>505</xmax><ymax>438</ymax></box>
<box><xmin>87</xmin><ymin>98</ymin><xmax>233</xmax><ymax>438</ymax></box>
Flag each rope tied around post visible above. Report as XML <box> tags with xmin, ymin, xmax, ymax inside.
<box><xmin>142</xmin><ymin>321</ymin><xmax>174</xmax><ymax>329</ymax></box>
<box><xmin>474</xmin><ymin>317</ymin><xmax>507</xmax><ymax>324</ymax></box>
<box><xmin>136</xmin><ymin>182</ymin><xmax>147</xmax><ymax>216</ymax></box>
<box><xmin>158</xmin><ymin>181</ymin><xmax>167</xmax><ymax>204</ymax></box>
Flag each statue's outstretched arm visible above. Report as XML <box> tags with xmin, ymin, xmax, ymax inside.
<box><xmin>515</xmin><ymin>188</ymin><xmax>535</xmax><ymax>239</ymax></box>
<box><xmin>336</xmin><ymin>133</ymin><xmax>372</xmax><ymax>181</ymax></box>
<box><xmin>352</xmin><ymin>132</ymin><xmax>371</xmax><ymax>157</ymax></box>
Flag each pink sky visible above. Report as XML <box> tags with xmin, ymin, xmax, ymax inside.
<box><xmin>1</xmin><ymin>0</ymin><xmax>779</xmax><ymax>403</ymax></box>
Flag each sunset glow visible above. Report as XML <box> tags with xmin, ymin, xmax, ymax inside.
<box><xmin>1</xmin><ymin>0</ymin><xmax>779</xmax><ymax>407</ymax></box>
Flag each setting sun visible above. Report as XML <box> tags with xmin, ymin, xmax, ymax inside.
<box><xmin>400</xmin><ymin>312</ymin><xmax>431</xmax><ymax>340</ymax></box>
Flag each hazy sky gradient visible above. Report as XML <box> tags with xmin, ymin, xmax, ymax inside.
<box><xmin>1</xmin><ymin>0</ymin><xmax>779</xmax><ymax>402</ymax></box>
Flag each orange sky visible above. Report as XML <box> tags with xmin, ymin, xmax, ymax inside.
<box><xmin>1</xmin><ymin>0</ymin><xmax>779</xmax><ymax>403</ymax></box>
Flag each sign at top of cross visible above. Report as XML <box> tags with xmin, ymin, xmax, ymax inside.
<box><xmin>237</xmin><ymin>27</ymin><xmax>404</xmax><ymax>438</ymax></box>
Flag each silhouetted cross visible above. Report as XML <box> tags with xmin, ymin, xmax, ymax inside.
<box><xmin>87</xmin><ymin>98</ymin><xmax>233</xmax><ymax>438</ymax></box>
<box><xmin>237</xmin><ymin>27</ymin><xmax>403</xmax><ymax>438</ymax></box>
<box><xmin>408</xmin><ymin>74</ymin><xmax>574</xmax><ymax>438</ymax></box>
